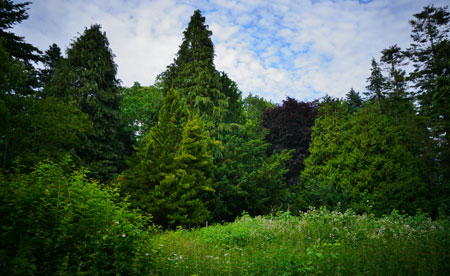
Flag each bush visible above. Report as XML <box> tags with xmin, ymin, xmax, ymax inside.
<box><xmin>0</xmin><ymin>158</ymin><xmax>154</xmax><ymax>275</ymax></box>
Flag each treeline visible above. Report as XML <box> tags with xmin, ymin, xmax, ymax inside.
<box><xmin>1</xmin><ymin>1</ymin><xmax>450</xmax><ymax>229</ymax></box>
<box><xmin>1</xmin><ymin>1</ymin><xmax>449</xmax><ymax>273</ymax></box>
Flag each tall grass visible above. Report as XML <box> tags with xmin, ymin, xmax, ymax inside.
<box><xmin>149</xmin><ymin>208</ymin><xmax>450</xmax><ymax>275</ymax></box>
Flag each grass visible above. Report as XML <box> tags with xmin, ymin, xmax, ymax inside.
<box><xmin>147</xmin><ymin>208</ymin><xmax>450</xmax><ymax>275</ymax></box>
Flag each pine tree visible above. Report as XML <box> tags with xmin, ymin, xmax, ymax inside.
<box><xmin>45</xmin><ymin>25</ymin><xmax>126</xmax><ymax>181</ymax></box>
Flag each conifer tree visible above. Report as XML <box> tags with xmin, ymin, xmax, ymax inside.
<box><xmin>345</xmin><ymin>88</ymin><xmax>363</xmax><ymax>114</ymax></box>
<box><xmin>120</xmin><ymin>89</ymin><xmax>216</xmax><ymax>227</ymax></box>
<box><xmin>0</xmin><ymin>0</ymin><xmax>41</xmax><ymax>64</ymax></box>
<box><xmin>300</xmin><ymin>100</ymin><xmax>429</xmax><ymax>215</ymax></box>
<box><xmin>39</xmin><ymin>43</ymin><xmax>62</xmax><ymax>87</ymax></box>
<box><xmin>45</xmin><ymin>25</ymin><xmax>126</xmax><ymax>181</ymax></box>
<box><xmin>158</xmin><ymin>10</ymin><xmax>239</xmax><ymax>128</ymax></box>
<box><xmin>365</xmin><ymin>58</ymin><xmax>387</xmax><ymax>101</ymax></box>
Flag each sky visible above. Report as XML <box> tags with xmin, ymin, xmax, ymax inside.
<box><xmin>13</xmin><ymin>0</ymin><xmax>449</xmax><ymax>103</ymax></box>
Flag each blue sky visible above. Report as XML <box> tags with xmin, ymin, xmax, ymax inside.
<box><xmin>13</xmin><ymin>0</ymin><xmax>448</xmax><ymax>103</ymax></box>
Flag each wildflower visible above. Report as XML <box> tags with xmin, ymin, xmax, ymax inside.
<box><xmin>116</xmin><ymin>221</ymin><xmax>120</xmax><ymax>224</ymax></box>
<box><xmin>145</xmin><ymin>253</ymin><xmax>149</xmax><ymax>256</ymax></box>
<box><xmin>122</xmin><ymin>234</ymin><xmax>126</xmax><ymax>238</ymax></box>
<box><xmin>214</xmin><ymin>257</ymin><xmax>220</xmax><ymax>260</ymax></box>
<box><xmin>224</xmin><ymin>253</ymin><xmax>229</xmax><ymax>257</ymax></box>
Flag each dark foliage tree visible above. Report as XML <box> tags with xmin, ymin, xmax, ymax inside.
<box><xmin>262</xmin><ymin>97</ymin><xmax>318</xmax><ymax>186</ymax></box>
<box><xmin>39</xmin><ymin>43</ymin><xmax>62</xmax><ymax>86</ymax></box>
<box><xmin>406</xmin><ymin>5</ymin><xmax>450</xmax><ymax>212</ymax></box>
<box><xmin>0</xmin><ymin>0</ymin><xmax>41</xmax><ymax>64</ymax></box>
<box><xmin>45</xmin><ymin>25</ymin><xmax>127</xmax><ymax>181</ymax></box>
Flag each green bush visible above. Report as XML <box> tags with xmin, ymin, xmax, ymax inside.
<box><xmin>0</xmin><ymin>158</ymin><xmax>154</xmax><ymax>275</ymax></box>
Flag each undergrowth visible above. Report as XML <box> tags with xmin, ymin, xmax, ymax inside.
<box><xmin>149</xmin><ymin>208</ymin><xmax>450</xmax><ymax>276</ymax></box>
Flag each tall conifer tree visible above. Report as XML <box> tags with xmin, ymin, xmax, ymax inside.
<box><xmin>158</xmin><ymin>10</ymin><xmax>240</xmax><ymax>127</ymax></box>
<box><xmin>45</xmin><ymin>25</ymin><xmax>126</xmax><ymax>181</ymax></box>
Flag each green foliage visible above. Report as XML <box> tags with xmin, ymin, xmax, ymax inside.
<box><xmin>158</xmin><ymin>10</ymin><xmax>243</xmax><ymax>129</ymax></box>
<box><xmin>45</xmin><ymin>24</ymin><xmax>128</xmax><ymax>181</ymax></box>
<box><xmin>121</xmin><ymin>89</ymin><xmax>217</xmax><ymax>227</ymax></box>
<box><xmin>120</xmin><ymin>82</ymin><xmax>164</xmax><ymax>141</ymax></box>
<box><xmin>243</xmin><ymin>93</ymin><xmax>275</xmax><ymax>122</ymax></box>
<box><xmin>344</xmin><ymin>88</ymin><xmax>363</xmax><ymax>114</ymax></box>
<box><xmin>150</xmin><ymin>208</ymin><xmax>450</xmax><ymax>275</ymax></box>
<box><xmin>0</xmin><ymin>95</ymin><xmax>92</xmax><ymax>170</ymax></box>
<box><xmin>39</xmin><ymin>43</ymin><xmax>63</xmax><ymax>87</ymax></box>
<box><xmin>0</xmin><ymin>158</ymin><xmax>154</xmax><ymax>275</ymax></box>
<box><xmin>300</xmin><ymin>100</ymin><xmax>428</xmax><ymax>215</ymax></box>
<box><xmin>0</xmin><ymin>0</ymin><xmax>41</xmax><ymax>64</ymax></box>
<box><xmin>212</xmin><ymin>121</ymin><xmax>291</xmax><ymax>221</ymax></box>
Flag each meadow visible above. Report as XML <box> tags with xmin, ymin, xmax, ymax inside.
<box><xmin>149</xmin><ymin>208</ymin><xmax>450</xmax><ymax>276</ymax></box>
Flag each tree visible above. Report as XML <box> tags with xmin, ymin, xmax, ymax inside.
<box><xmin>262</xmin><ymin>97</ymin><xmax>318</xmax><ymax>186</ymax></box>
<box><xmin>212</xmin><ymin>121</ymin><xmax>291</xmax><ymax>221</ymax></box>
<box><xmin>243</xmin><ymin>93</ymin><xmax>275</xmax><ymax>122</ymax></box>
<box><xmin>120</xmin><ymin>89</ymin><xmax>216</xmax><ymax>227</ymax></box>
<box><xmin>406</xmin><ymin>5</ymin><xmax>450</xmax><ymax>213</ymax></box>
<box><xmin>120</xmin><ymin>82</ymin><xmax>163</xmax><ymax>142</ymax></box>
<box><xmin>300</xmin><ymin>100</ymin><xmax>429</xmax><ymax>215</ymax></box>
<box><xmin>45</xmin><ymin>25</ymin><xmax>127</xmax><ymax>181</ymax></box>
<box><xmin>39</xmin><ymin>43</ymin><xmax>62</xmax><ymax>87</ymax></box>
<box><xmin>0</xmin><ymin>0</ymin><xmax>41</xmax><ymax>64</ymax></box>
<box><xmin>158</xmin><ymin>10</ymin><xmax>236</xmax><ymax>128</ymax></box>
<box><xmin>345</xmin><ymin>88</ymin><xmax>363</xmax><ymax>114</ymax></box>
<box><xmin>365</xmin><ymin>58</ymin><xmax>387</xmax><ymax>101</ymax></box>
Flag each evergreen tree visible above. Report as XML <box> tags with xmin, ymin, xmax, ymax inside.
<box><xmin>406</xmin><ymin>5</ymin><xmax>450</xmax><ymax>212</ymax></box>
<box><xmin>300</xmin><ymin>100</ymin><xmax>429</xmax><ymax>215</ymax></box>
<box><xmin>380</xmin><ymin>45</ymin><xmax>408</xmax><ymax>98</ymax></box>
<box><xmin>345</xmin><ymin>88</ymin><xmax>363</xmax><ymax>114</ymax></box>
<box><xmin>365</xmin><ymin>58</ymin><xmax>387</xmax><ymax>101</ymax></box>
<box><xmin>0</xmin><ymin>0</ymin><xmax>41</xmax><ymax>64</ymax></box>
<box><xmin>212</xmin><ymin>120</ymin><xmax>291</xmax><ymax>221</ymax></box>
<box><xmin>39</xmin><ymin>43</ymin><xmax>62</xmax><ymax>87</ymax></box>
<box><xmin>158</xmin><ymin>10</ymin><xmax>237</xmax><ymax>128</ymax></box>
<box><xmin>45</xmin><ymin>25</ymin><xmax>126</xmax><ymax>181</ymax></box>
<box><xmin>120</xmin><ymin>89</ymin><xmax>216</xmax><ymax>227</ymax></box>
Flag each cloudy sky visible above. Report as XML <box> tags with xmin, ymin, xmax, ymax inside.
<box><xmin>13</xmin><ymin>0</ymin><xmax>448</xmax><ymax>103</ymax></box>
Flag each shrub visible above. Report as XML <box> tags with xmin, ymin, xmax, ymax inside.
<box><xmin>0</xmin><ymin>158</ymin><xmax>154</xmax><ymax>275</ymax></box>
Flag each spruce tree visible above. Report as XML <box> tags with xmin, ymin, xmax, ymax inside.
<box><xmin>45</xmin><ymin>25</ymin><xmax>126</xmax><ymax>181</ymax></box>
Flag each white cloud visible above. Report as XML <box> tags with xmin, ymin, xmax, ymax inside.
<box><xmin>13</xmin><ymin>0</ymin><xmax>450</xmax><ymax>103</ymax></box>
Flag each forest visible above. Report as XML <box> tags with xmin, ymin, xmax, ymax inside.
<box><xmin>0</xmin><ymin>0</ymin><xmax>449</xmax><ymax>275</ymax></box>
